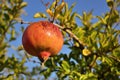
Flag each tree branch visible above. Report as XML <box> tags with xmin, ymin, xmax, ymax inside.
<box><xmin>107</xmin><ymin>55</ymin><xmax>120</xmax><ymax>62</ymax></box>
<box><xmin>54</xmin><ymin>23</ymin><xmax>84</xmax><ymax>49</ymax></box>
<box><xmin>103</xmin><ymin>45</ymin><xmax>120</xmax><ymax>63</ymax></box>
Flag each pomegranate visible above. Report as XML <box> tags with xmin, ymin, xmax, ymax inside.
<box><xmin>22</xmin><ymin>21</ymin><xmax>63</xmax><ymax>62</ymax></box>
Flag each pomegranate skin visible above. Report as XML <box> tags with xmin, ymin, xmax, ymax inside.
<box><xmin>22</xmin><ymin>21</ymin><xmax>63</xmax><ymax>60</ymax></box>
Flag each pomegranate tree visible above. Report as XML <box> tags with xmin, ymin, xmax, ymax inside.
<box><xmin>22</xmin><ymin>21</ymin><xmax>63</xmax><ymax>63</ymax></box>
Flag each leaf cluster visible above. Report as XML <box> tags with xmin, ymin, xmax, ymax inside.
<box><xmin>33</xmin><ymin>0</ymin><xmax>120</xmax><ymax>79</ymax></box>
<box><xmin>0</xmin><ymin>0</ymin><xmax>29</xmax><ymax>79</ymax></box>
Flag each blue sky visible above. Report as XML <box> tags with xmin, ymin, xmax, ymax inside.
<box><xmin>22</xmin><ymin>0</ymin><xmax>109</xmax><ymax>22</ymax></box>
<box><xmin>19</xmin><ymin>0</ymin><xmax>109</xmax><ymax>53</ymax></box>
<box><xmin>8</xmin><ymin>0</ymin><xmax>110</xmax><ymax>78</ymax></box>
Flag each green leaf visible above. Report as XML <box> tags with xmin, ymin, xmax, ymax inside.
<box><xmin>0</xmin><ymin>55</ymin><xmax>6</xmax><ymax>67</ymax></box>
<box><xmin>73</xmin><ymin>27</ymin><xmax>85</xmax><ymax>37</ymax></box>
<box><xmin>49</xmin><ymin>1</ymin><xmax>56</xmax><ymax>10</ymax></box>
<box><xmin>92</xmin><ymin>21</ymin><xmax>101</xmax><ymax>28</ymax></box>
<box><xmin>72</xmin><ymin>71</ymin><xmax>81</xmax><ymax>77</ymax></box>
<box><xmin>4</xmin><ymin>13</ymin><xmax>10</xmax><ymax>21</ymax></box>
<box><xmin>46</xmin><ymin>9</ymin><xmax>54</xmax><ymax>17</ymax></box>
<box><xmin>113</xmin><ymin>48</ymin><xmax>120</xmax><ymax>59</ymax></box>
<box><xmin>64</xmin><ymin>2</ymin><xmax>76</xmax><ymax>20</ymax></box>
<box><xmin>20</xmin><ymin>2</ymin><xmax>27</xmax><ymax>8</ymax></box>
<box><xmin>90</xmin><ymin>31</ymin><xmax>97</xmax><ymax>40</ymax></box>
<box><xmin>70</xmin><ymin>12</ymin><xmax>77</xmax><ymax>23</ymax></box>
<box><xmin>17</xmin><ymin>45</ymin><xmax>23</xmax><ymax>51</ymax></box>
<box><xmin>80</xmin><ymin>73</ymin><xmax>98</xmax><ymax>80</ymax></box>
<box><xmin>0</xmin><ymin>28</ymin><xmax>4</xmax><ymax>34</ymax></box>
<box><xmin>97</xmin><ymin>16</ymin><xmax>107</xmax><ymax>24</ymax></box>
<box><xmin>55</xmin><ymin>2</ymin><xmax>65</xmax><ymax>14</ymax></box>
<box><xmin>102</xmin><ymin>56</ymin><xmax>113</xmax><ymax>66</ymax></box>
<box><xmin>60</xmin><ymin>60</ymin><xmax>70</xmax><ymax>73</ymax></box>
<box><xmin>20</xmin><ymin>26</ymin><xmax>25</xmax><ymax>32</ymax></box>
<box><xmin>64</xmin><ymin>3</ymin><xmax>68</xmax><ymax>17</ymax></box>
<box><xmin>9</xmin><ymin>29</ymin><xmax>16</xmax><ymax>41</ymax></box>
<box><xmin>76</xmin><ymin>13</ymin><xmax>82</xmax><ymax>20</ymax></box>
<box><xmin>0</xmin><ymin>43</ymin><xmax>8</xmax><ymax>51</ymax></box>
<box><xmin>34</xmin><ymin>12</ymin><xmax>47</xmax><ymax>18</ymax></box>
<box><xmin>106</xmin><ymin>0</ymin><xmax>114</xmax><ymax>8</ymax></box>
<box><xmin>68</xmin><ymin>2</ymin><xmax>76</xmax><ymax>15</ymax></box>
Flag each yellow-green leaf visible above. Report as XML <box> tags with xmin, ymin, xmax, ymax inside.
<box><xmin>97</xmin><ymin>16</ymin><xmax>107</xmax><ymax>24</ymax></box>
<box><xmin>46</xmin><ymin>9</ymin><xmax>54</xmax><ymax>17</ymax></box>
<box><xmin>34</xmin><ymin>12</ymin><xmax>47</xmax><ymax>18</ymax></box>
<box><xmin>20</xmin><ymin>2</ymin><xmax>27</xmax><ymax>8</ymax></box>
<box><xmin>106</xmin><ymin>0</ymin><xmax>114</xmax><ymax>8</ymax></box>
<box><xmin>56</xmin><ymin>2</ymin><xmax>66</xmax><ymax>13</ymax></box>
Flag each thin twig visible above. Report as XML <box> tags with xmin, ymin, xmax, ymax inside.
<box><xmin>25</xmin><ymin>52</ymin><xmax>30</xmax><ymax>61</ymax></box>
<box><xmin>39</xmin><ymin>0</ymin><xmax>48</xmax><ymax>9</ymax></box>
<box><xmin>108</xmin><ymin>55</ymin><xmax>120</xmax><ymax>62</ymax></box>
<box><xmin>21</xmin><ymin>20</ymin><xmax>31</xmax><ymax>24</ymax></box>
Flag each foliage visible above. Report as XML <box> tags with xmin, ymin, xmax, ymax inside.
<box><xmin>0</xmin><ymin>0</ymin><xmax>29</xmax><ymax>79</ymax></box>
<box><xmin>0</xmin><ymin>0</ymin><xmax>120</xmax><ymax>80</ymax></box>
<box><xmin>34</xmin><ymin>0</ymin><xmax>120</xmax><ymax>79</ymax></box>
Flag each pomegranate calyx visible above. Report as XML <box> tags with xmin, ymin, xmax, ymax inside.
<box><xmin>38</xmin><ymin>51</ymin><xmax>51</xmax><ymax>63</ymax></box>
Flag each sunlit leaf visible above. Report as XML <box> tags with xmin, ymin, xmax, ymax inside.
<box><xmin>34</xmin><ymin>12</ymin><xmax>47</xmax><ymax>18</ymax></box>
<box><xmin>80</xmin><ymin>73</ymin><xmax>98</xmax><ymax>80</ymax></box>
<box><xmin>9</xmin><ymin>29</ymin><xmax>16</xmax><ymax>41</ymax></box>
<box><xmin>60</xmin><ymin>60</ymin><xmax>70</xmax><ymax>73</ymax></box>
<box><xmin>20</xmin><ymin>2</ymin><xmax>27</xmax><ymax>8</ymax></box>
<box><xmin>68</xmin><ymin>2</ymin><xmax>76</xmax><ymax>15</ymax></box>
<box><xmin>102</xmin><ymin>56</ymin><xmax>114</xmax><ymax>66</ymax></box>
<box><xmin>17</xmin><ymin>45</ymin><xmax>23</xmax><ymax>51</ymax></box>
<box><xmin>70</xmin><ymin>12</ymin><xmax>77</xmax><ymax>23</ymax></box>
<box><xmin>106</xmin><ymin>0</ymin><xmax>114</xmax><ymax>8</ymax></box>
<box><xmin>46</xmin><ymin>9</ymin><xmax>54</xmax><ymax>17</ymax></box>
<box><xmin>55</xmin><ymin>2</ymin><xmax>65</xmax><ymax>13</ymax></box>
<box><xmin>112</xmin><ymin>48</ymin><xmax>120</xmax><ymax>59</ymax></box>
<box><xmin>97</xmin><ymin>16</ymin><xmax>107</xmax><ymax>24</ymax></box>
<box><xmin>49</xmin><ymin>1</ymin><xmax>56</xmax><ymax>10</ymax></box>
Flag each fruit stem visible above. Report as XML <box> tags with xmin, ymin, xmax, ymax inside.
<box><xmin>41</xmin><ymin>61</ymin><xmax>45</xmax><ymax>69</ymax></box>
<box><xmin>38</xmin><ymin>51</ymin><xmax>51</xmax><ymax>69</ymax></box>
<box><xmin>40</xmin><ymin>57</ymin><xmax>48</xmax><ymax>69</ymax></box>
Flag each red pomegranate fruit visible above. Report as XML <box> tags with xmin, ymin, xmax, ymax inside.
<box><xmin>22</xmin><ymin>21</ymin><xmax>63</xmax><ymax>62</ymax></box>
